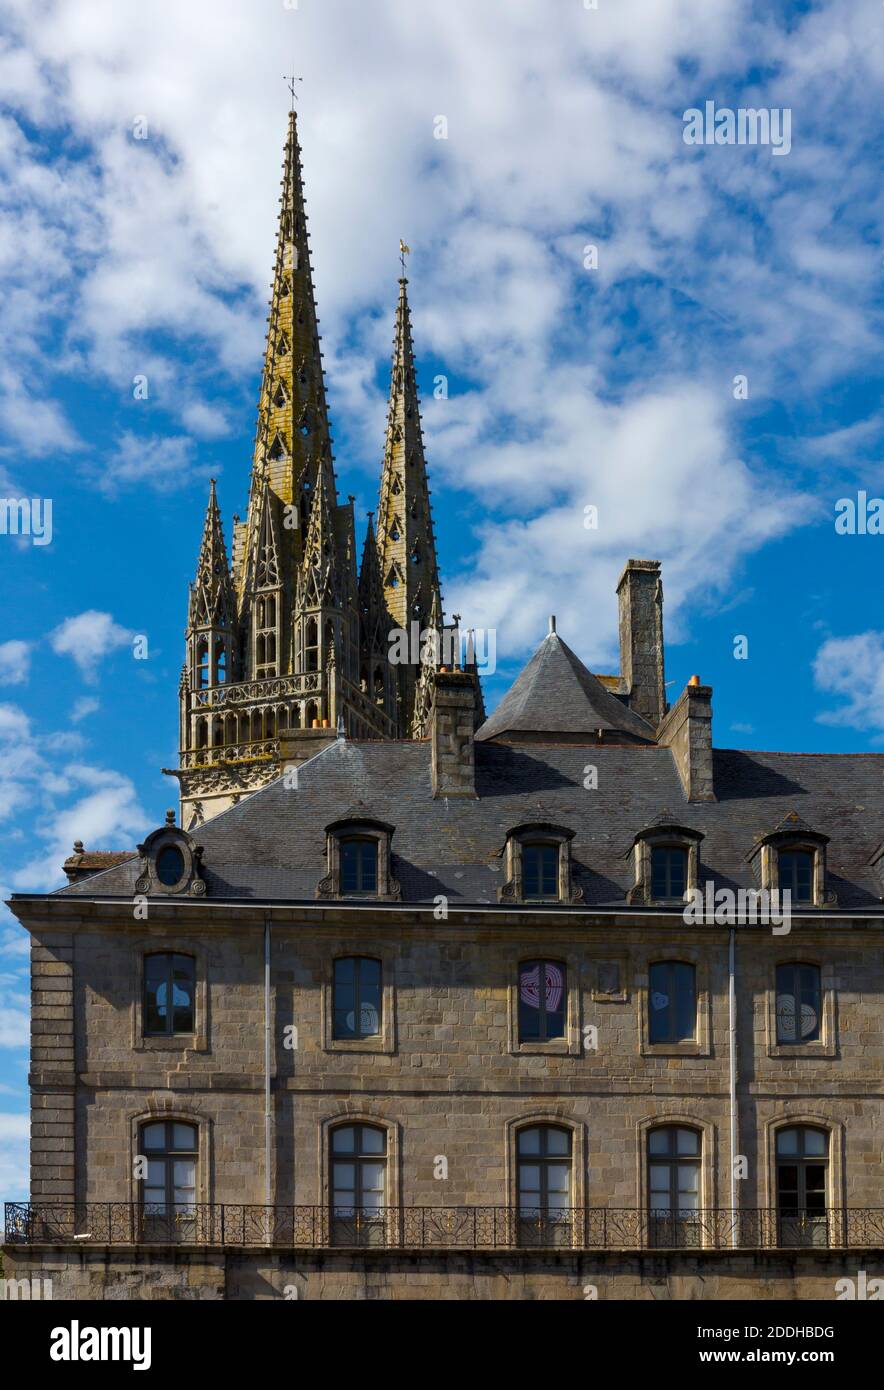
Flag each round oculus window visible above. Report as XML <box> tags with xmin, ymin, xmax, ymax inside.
<box><xmin>156</xmin><ymin>845</ymin><xmax>185</xmax><ymax>887</ymax></box>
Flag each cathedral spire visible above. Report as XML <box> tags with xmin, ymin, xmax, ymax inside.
<box><xmin>186</xmin><ymin>479</ymin><xmax>238</xmax><ymax>693</ymax></box>
<box><xmin>189</xmin><ymin>479</ymin><xmax>234</xmax><ymax>629</ymax></box>
<box><xmin>240</xmin><ymin>108</ymin><xmax>337</xmax><ymax>607</ymax></box>
<box><xmin>376</xmin><ymin>273</ymin><xmax>442</xmax><ymax>639</ymax></box>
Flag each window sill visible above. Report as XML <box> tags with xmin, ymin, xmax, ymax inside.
<box><xmin>325</xmin><ymin>1037</ymin><xmax>393</xmax><ymax>1055</ymax></box>
<box><xmin>513</xmin><ymin>1039</ymin><xmax>576</xmax><ymax>1056</ymax></box>
<box><xmin>768</xmin><ymin>1042</ymin><xmax>836</xmax><ymax>1059</ymax></box>
<box><xmin>135</xmin><ymin>1035</ymin><xmax>207</xmax><ymax>1053</ymax></box>
<box><xmin>641</xmin><ymin>1040</ymin><xmax>708</xmax><ymax>1058</ymax></box>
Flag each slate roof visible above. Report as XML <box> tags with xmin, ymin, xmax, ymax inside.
<box><xmin>475</xmin><ymin>631</ymin><xmax>654</xmax><ymax>743</ymax></box>
<box><xmin>53</xmin><ymin>738</ymin><xmax>884</xmax><ymax>910</ymax></box>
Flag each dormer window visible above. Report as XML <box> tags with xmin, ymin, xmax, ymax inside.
<box><xmin>498</xmin><ymin>824</ymin><xmax>583</xmax><ymax>905</ymax></box>
<box><xmin>628</xmin><ymin>818</ymin><xmax>703</xmax><ymax>906</ymax></box>
<box><xmin>156</xmin><ymin>845</ymin><xmax>185</xmax><ymax>888</ymax></box>
<box><xmin>778</xmin><ymin>850</ymin><xmax>813</xmax><ymax>905</ymax></box>
<box><xmin>522</xmin><ymin>844</ymin><xmax>559</xmax><ymax>901</ymax></box>
<box><xmin>134</xmin><ymin>821</ymin><xmax>207</xmax><ymax>898</ymax></box>
<box><xmin>341</xmin><ymin>838</ymin><xmax>377</xmax><ymax>896</ymax></box>
<box><xmin>317</xmin><ymin>819</ymin><xmax>401</xmax><ymax>901</ymax></box>
<box><xmin>749</xmin><ymin>813</ymin><xmax>834</xmax><ymax>908</ymax></box>
<box><xmin>651</xmin><ymin>846</ymin><xmax>687</xmax><ymax>901</ymax></box>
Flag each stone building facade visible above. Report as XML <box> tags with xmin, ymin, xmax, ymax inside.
<box><xmin>3</xmin><ymin>112</ymin><xmax>883</xmax><ymax>1303</ymax></box>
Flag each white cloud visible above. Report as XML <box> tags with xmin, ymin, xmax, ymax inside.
<box><xmin>48</xmin><ymin>609</ymin><xmax>133</xmax><ymax>680</ymax></box>
<box><xmin>71</xmin><ymin>695</ymin><xmax>99</xmax><ymax>722</ymax></box>
<box><xmin>180</xmin><ymin>400</ymin><xmax>231</xmax><ymax>440</ymax></box>
<box><xmin>0</xmin><ymin>984</ymin><xmax>29</xmax><ymax>1047</ymax></box>
<box><xmin>0</xmin><ymin>699</ymin><xmax>149</xmax><ymax>891</ymax></box>
<box><xmin>813</xmin><ymin>631</ymin><xmax>884</xmax><ymax>734</ymax></box>
<box><xmin>0</xmin><ymin>0</ymin><xmax>878</xmax><ymax>674</ymax></box>
<box><xmin>0</xmin><ymin>639</ymin><xmax>30</xmax><ymax>685</ymax></box>
<box><xmin>88</xmin><ymin>430</ymin><xmax>213</xmax><ymax>493</ymax></box>
<box><xmin>12</xmin><ymin>768</ymin><xmax>146</xmax><ymax>891</ymax></box>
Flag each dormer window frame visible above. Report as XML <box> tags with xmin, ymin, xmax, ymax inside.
<box><xmin>134</xmin><ymin>825</ymin><xmax>207</xmax><ymax>899</ymax></box>
<box><xmin>628</xmin><ymin>822</ymin><xmax>703</xmax><ymax>906</ymax></box>
<box><xmin>317</xmin><ymin>818</ymin><xmax>402</xmax><ymax>902</ymax></box>
<box><xmin>498</xmin><ymin>823</ymin><xmax>583</xmax><ymax>906</ymax></box>
<box><xmin>750</xmin><ymin>824</ymin><xmax>833</xmax><ymax>909</ymax></box>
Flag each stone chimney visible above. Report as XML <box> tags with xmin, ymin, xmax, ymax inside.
<box><xmin>617</xmin><ymin>559</ymin><xmax>667</xmax><ymax>727</ymax></box>
<box><xmin>657</xmin><ymin>681</ymin><xmax>716</xmax><ymax>802</ymax></box>
<box><xmin>430</xmin><ymin>671</ymin><xmax>479</xmax><ymax>798</ymax></box>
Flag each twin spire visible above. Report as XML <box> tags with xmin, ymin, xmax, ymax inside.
<box><xmin>187</xmin><ymin>107</ymin><xmax>443</xmax><ymax>743</ymax></box>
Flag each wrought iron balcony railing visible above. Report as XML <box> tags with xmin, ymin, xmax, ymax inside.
<box><xmin>5</xmin><ymin>1204</ymin><xmax>884</xmax><ymax>1251</ymax></box>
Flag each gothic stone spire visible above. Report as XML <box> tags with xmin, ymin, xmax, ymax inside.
<box><xmin>189</xmin><ymin>479</ymin><xmax>235</xmax><ymax>630</ymax></box>
<box><xmin>239</xmin><ymin>108</ymin><xmax>337</xmax><ymax>609</ymax></box>
<box><xmin>376</xmin><ymin>275</ymin><xmax>442</xmax><ymax>722</ymax></box>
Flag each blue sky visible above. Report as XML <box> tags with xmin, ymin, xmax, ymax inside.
<box><xmin>1</xmin><ymin>0</ymin><xmax>883</xmax><ymax>1196</ymax></box>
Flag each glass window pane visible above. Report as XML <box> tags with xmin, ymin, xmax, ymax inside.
<box><xmin>677</xmin><ymin>1166</ymin><xmax>699</xmax><ymax>1194</ymax></box>
<box><xmin>361</xmin><ymin>1162</ymin><xmax>385</xmax><ymax>1194</ymax></box>
<box><xmin>675</xmin><ymin>963</ymin><xmax>696</xmax><ymax>1040</ymax></box>
<box><xmin>540</xmin><ymin>845</ymin><xmax>558</xmax><ymax>895</ymax></box>
<box><xmin>334</xmin><ymin>958</ymin><xmax>355</xmax><ymax>986</ymax></box>
<box><xmin>173</xmin><ymin>1159</ymin><xmax>195</xmax><ymax>1188</ymax></box>
<box><xmin>341</xmin><ymin>842</ymin><xmax>359</xmax><ymax>892</ymax></box>
<box><xmin>803</xmin><ymin>1129</ymin><xmax>827</xmax><ymax>1157</ymax></box>
<box><xmin>523</xmin><ymin>847</ymin><xmax>540</xmax><ymax>898</ymax></box>
<box><xmin>546</xmin><ymin>1163</ymin><xmax>570</xmax><ymax>1193</ymax></box>
<box><xmin>142</xmin><ymin>1123</ymin><xmax>166</xmax><ymax>1149</ymax></box>
<box><xmin>543</xmin><ymin>962</ymin><xmax>565</xmax><ymax>1024</ymax></box>
<box><xmin>332</xmin><ymin>1163</ymin><xmax>355</xmax><ymax>1190</ymax></box>
<box><xmin>776</xmin><ymin>1128</ymin><xmax>798</xmax><ymax>1155</ymax></box>
<box><xmin>333</xmin><ymin>1009</ymin><xmax>356</xmax><ymax>1040</ymax></box>
<box><xmin>156</xmin><ymin>846</ymin><xmax>184</xmax><ymax>886</ymax></box>
<box><xmin>650</xmin><ymin>1191</ymin><xmax>671</xmax><ymax>1211</ymax></box>
<box><xmin>332</xmin><ymin>1127</ymin><xmax>355</xmax><ymax>1153</ymax></box>
<box><xmin>360</xmin><ymin>1128</ymin><xmax>386</xmax><ymax>1154</ymax></box>
<box><xmin>545</xmin><ymin>1128</ymin><xmax>570</xmax><ymax>1156</ymax></box>
<box><xmin>777</xmin><ymin>989</ymin><xmax>797</xmax><ymax>1042</ymax></box>
<box><xmin>518</xmin><ymin>1128</ymin><xmax>540</xmax><ymax>1155</ymax></box>
<box><xmin>359</xmin><ymin>842</ymin><xmax>377</xmax><ymax>892</ymax></box>
<box><xmin>145</xmin><ymin>1160</ymin><xmax>165</xmax><ymax>1185</ymax></box>
<box><xmin>676</xmin><ymin>1128</ymin><xmax>700</xmax><ymax>1155</ymax></box>
<box><xmin>173</xmin><ymin>1124</ymin><xmax>196</xmax><ymax>1150</ymax></box>
<box><xmin>649</xmin><ymin>1165</ymin><xmax>671</xmax><ymax>1192</ymax></box>
<box><xmin>669</xmin><ymin>851</ymin><xmax>686</xmax><ymax>897</ymax></box>
<box><xmin>519</xmin><ymin>1164</ymin><xmax>541</xmax><ymax>1193</ymax></box>
<box><xmin>648</xmin><ymin>1129</ymin><xmax>670</xmax><ymax>1155</ymax></box>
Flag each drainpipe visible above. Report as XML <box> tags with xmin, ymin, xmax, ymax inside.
<box><xmin>264</xmin><ymin>917</ymin><xmax>272</xmax><ymax>1209</ymax></box>
<box><xmin>728</xmin><ymin>926</ymin><xmax>738</xmax><ymax>1246</ymax></box>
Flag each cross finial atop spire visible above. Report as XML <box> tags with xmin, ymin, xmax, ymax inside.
<box><xmin>284</xmin><ymin>73</ymin><xmax>302</xmax><ymax>110</ymax></box>
<box><xmin>399</xmin><ymin>239</ymin><xmax>411</xmax><ymax>277</ymax></box>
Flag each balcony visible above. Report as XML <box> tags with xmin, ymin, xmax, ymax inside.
<box><xmin>5</xmin><ymin>1204</ymin><xmax>884</xmax><ymax>1251</ymax></box>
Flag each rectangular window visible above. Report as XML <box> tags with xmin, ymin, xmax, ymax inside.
<box><xmin>522</xmin><ymin>844</ymin><xmax>559</xmax><ymax>900</ymax></box>
<box><xmin>648</xmin><ymin>961</ymin><xmax>696</xmax><ymax>1043</ymax></box>
<box><xmin>333</xmin><ymin>957</ymin><xmax>382</xmax><ymax>1040</ymax></box>
<box><xmin>778</xmin><ymin>850</ymin><xmax>814</xmax><ymax>904</ymax></box>
<box><xmin>144</xmin><ymin>954</ymin><xmax>195</xmax><ymax>1036</ymax></box>
<box><xmin>651</xmin><ymin>847</ymin><xmax>687</xmax><ymax>900</ymax></box>
<box><xmin>775</xmin><ymin>963</ymin><xmax>821</xmax><ymax>1043</ymax></box>
<box><xmin>518</xmin><ymin>960</ymin><xmax>566</xmax><ymax>1042</ymax></box>
<box><xmin>341</xmin><ymin>838</ymin><xmax>378</xmax><ymax>894</ymax></box>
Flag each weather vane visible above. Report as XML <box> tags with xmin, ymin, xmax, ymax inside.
<box><xmin>399</xmin><ymin>239</ymin><xmax>411</xmax><ymax>276</ymax></box>
<box><xmin>285</xmin><ymin>73</ymin><xmax>303</xmax><ymax>110</ymax></box>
